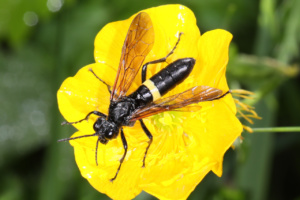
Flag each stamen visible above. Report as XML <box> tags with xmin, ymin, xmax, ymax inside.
<box><xmin>232</xmin><ymin>89</ymin><xmax>261</xmax><ymax>128</ymax></box>
<box><xmin>249</xmin><ymin>110</ymin><xmax>261</xmax><ymax>118</ymax></box>
<box><xmin>242</xmin><ymin>125</ymin><xmax>253</xmax><ymax>133</ymax></box>
<box><xmin>231</xmin><ymin>89</ymin><xmax>254</xmax><ymax>95</ymax></box>
<box><xmin>234</xmin><ymin>99</ymin><xmax>254</xmax><ymax>111</ymax></box>
<box><xmin>244</xmin><ymin>114</ymin><xmax>262</xmax><ymax>120</ymax></box>
<box><xmin>237</xmin><ymin>110</ymin><xmax>254</xmax><ymax>124</ymax></box>
<box><xmin>232</xmin><ymin>94</ymin><xmax>255</xmax><ymax>99</ymax></box>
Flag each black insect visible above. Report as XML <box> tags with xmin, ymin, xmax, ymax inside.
<box><xmin>59</xmin><ymin>12</ymin><xmax>230</xmax><ymax>181</ymax></box>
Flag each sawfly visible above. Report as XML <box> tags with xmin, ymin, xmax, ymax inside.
<box><xmin>59</xmin><ymin>12</ymin><xmax>230</xmax><ymax>181</ymax></box>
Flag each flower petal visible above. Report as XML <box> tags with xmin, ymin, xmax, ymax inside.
<box><xmin>70</xmin><ymin>130</ymin><xmax>145</xmax><ymax>200</ymax></box>
<box><xmin>183</xmin><ymin>97</ymin><xmax>242</xmax><ymax>176</ymax></box>
<box><xmin>194</xmin><ymin>29</ymin><xmax>232</xmax><ymax>90</ymax></box>
<box><xmin>195</xmin><ymin>29</ymin><xmax>236</xmax><ymax>114</ymax></box>
<box><xmin>58</xmin><ymin>4</ymin><xmax>243</xmax><ymax>200</ymax></box>
<box><xmin>94</xmin><ymin>5</ymin><xmax>200</xmax><ymax>88</ymax></box>
<box><xmin>165</xmin><ymin>29</ymin><xmax>233</xmax><ymax>99</ymax></box>
<box><xmin>57</xmin><ymin>63</ymin><xmax>115</xmax><ymax>133</ymax></box>
<box><xmin>139</xmin><ymin>96</ymin><xmax>242</xmax><ymax>199</ymax></box>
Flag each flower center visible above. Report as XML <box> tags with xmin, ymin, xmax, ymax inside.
<box><xmin>150</xmin><ymin>111</ymin><xmax>184</xmax><ymax>134</ymax></box>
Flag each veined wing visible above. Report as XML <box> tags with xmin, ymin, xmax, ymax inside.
<box><xmin>111</xmin><ymin>12</ymin><xmax>154</xmax><ymax>100</ymax></box>
<box><xmin>130</xmin><ymin>86</ymin><xmax>226</xmax><ymax>121</ymax></box>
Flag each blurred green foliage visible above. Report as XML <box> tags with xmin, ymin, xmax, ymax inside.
<box><xmin>0</xmin><ymin>0</ymin><xmax>299</xmax><ymax>200</ymax></box>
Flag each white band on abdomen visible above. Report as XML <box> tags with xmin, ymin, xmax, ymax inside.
<box><xmin>143</xmin><ymin>79</ymin><xmax>161</xmax><ymax>101</ymax></box>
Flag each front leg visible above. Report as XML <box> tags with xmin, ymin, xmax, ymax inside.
<box><xmin>110</xmin><ymin>128</ymin><xmax>128</xmax><ymax>182</ymax></box>
<box><xmin>89</xmin><ymin>68</ymin><xmax>112</xmax><ymax>93</ymax></box>
<box><xmin>61</xmin><ymin>111</ymin><xmax>107</xmax><ymax>125</ymax></box>
<box><xmin>139</xmin><ymin>119</ymin><xmax>153</xmax><ymax>167</ymax></box>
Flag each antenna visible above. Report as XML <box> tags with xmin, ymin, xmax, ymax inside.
<box><xmin>57</xmin><ymin>133</ymin><xmax>97</xmax><ymax>142</ymax></box>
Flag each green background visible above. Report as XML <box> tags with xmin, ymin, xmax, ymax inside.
<box><xmin>0</xmin><ymin>0</ymin><xmax>299</xmax><ymax>199</ymax></box>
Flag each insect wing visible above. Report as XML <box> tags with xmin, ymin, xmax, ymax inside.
<box><xmin>130</xmin><ymin>86</ymin><xmax>223</xmax><ymax>121</ymax></box>
<box><xmin>111</xmin><ymin>12</ymin><xmax>154</xmax><ymax>100</ymax></box>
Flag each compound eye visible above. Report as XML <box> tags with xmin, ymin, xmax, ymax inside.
<box><xmin>104</xmin><ymin>131</ymin><xmax>115</xmax><ymax>140</ymax></box>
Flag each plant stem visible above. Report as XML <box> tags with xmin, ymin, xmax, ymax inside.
<box><xmin>252</xmin><ymin>127</ymin><xmax>300</xmax><ymax>132</ymax></box>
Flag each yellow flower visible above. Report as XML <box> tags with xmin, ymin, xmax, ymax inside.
<box><xmin>57</xmin><ymin>4</ymin><xmax>243</xmax><ymax>200</ymax></box>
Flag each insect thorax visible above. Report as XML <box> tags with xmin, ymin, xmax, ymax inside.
<box><xmin>108</xmin><ymin>99</ymin><xmax>136</xmax><ymax>126</ymax></box>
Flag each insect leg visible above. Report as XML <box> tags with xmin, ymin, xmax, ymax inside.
<box><xmin>95</xmin><ymin>137</ymin><xmax>100</xmax><ymax>166</ymax></box>
<box><xmin>110</xmin><ymin>128</ymin><xmax>128</xmax><ymax>182</ymax></box>
<box><xmin>89</xmin><ymin>68</ymin><xmax>111</xmax><ymax>93</ymax></box>
<box><xmin>141</xmin><ymin>32</ymin><xmax>183</xmax><ymax>82</ymax></box>
<box><xmin>139</xmin><ymin>119</ymin><xmax>153</xmax><ymax>167</ymax></box>
<box><xmin>61</xmin><ymin>111</ymin><xmax>107</xmax><ymax>125</ymax></box>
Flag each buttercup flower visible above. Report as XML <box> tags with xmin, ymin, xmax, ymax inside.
<box><xmin>57</xmin><ymin>4</ymin><xmax>243</xmax><ymax>200</ymax></box>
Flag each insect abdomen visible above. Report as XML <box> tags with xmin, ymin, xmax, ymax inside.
<box><xmin>149</xmin><ymin>58</ymin><xmax>195</xmax><ymax>98</ymax></box>
<box><xmin>129</xmin><ymin>58</ymin><xmax>195</xmax><ymax>106</ymax></box>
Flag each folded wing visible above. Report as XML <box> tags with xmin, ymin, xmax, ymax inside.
<box><xmin>130</xmin><ymin>86</ymin><xmax>224</xmax><ymax>121</ymax></box>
